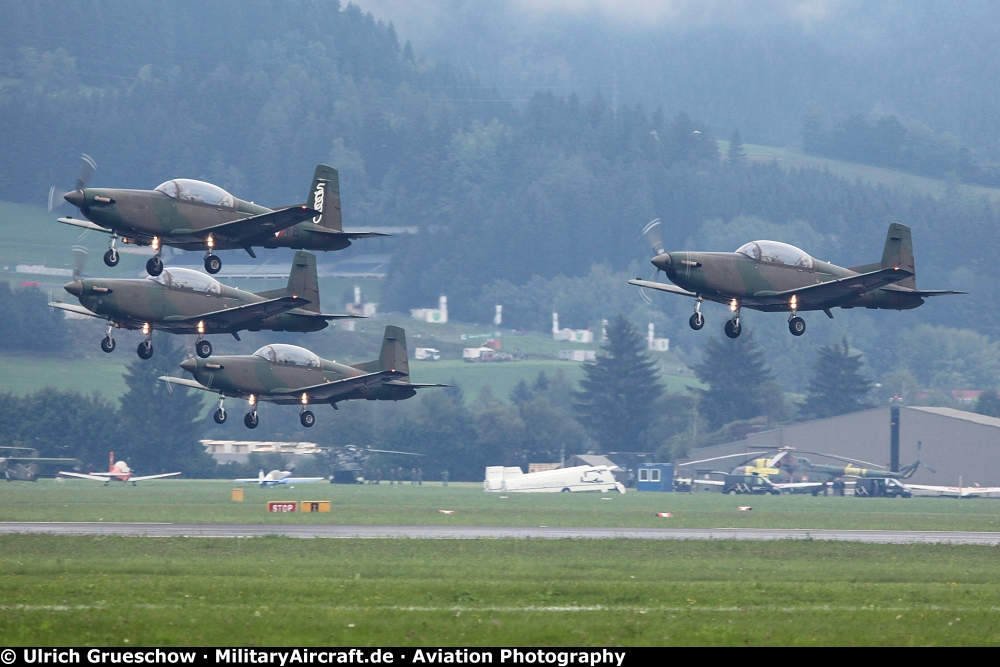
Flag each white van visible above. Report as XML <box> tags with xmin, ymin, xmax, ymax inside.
<box><xmin>484</xmin><ymin>465</ymin><xmax>625</xmax><ymax>494</ymax></box>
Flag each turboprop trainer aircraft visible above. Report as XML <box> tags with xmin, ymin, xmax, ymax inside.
<box><xmin>49</xmin><ymin>251</ymin><xmax>357</xmax><ymax>359</ymax></box>
<box><xmin>55</xmin><ymin>155</ymin><xmax>386</xmax><ymax>275</ymax></box>
<box><xmin>59</xmin><ymin>452</ymin><xmax>181</xmax><ymax>486</ymax></box>
<box><xmin>630</xmin><ymin>220</ymin><xmax>964</xmax><ymax>337</ymax></box>
<box><xmin>159</xmin><ymin>325</ymin><xmax>448</xmax><ymax>429</ymax></box>
<box><xmin>235</xmin><ymin>469</ymin><xmax>326</xmax><ymax>488</ymax></box>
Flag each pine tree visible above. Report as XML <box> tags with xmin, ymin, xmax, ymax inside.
<box><xmin>727</xmin><ymin>128</ymin><xmax>746</xmax><ymax>166</ymax></box>
<box><xmin>800</xmin><ymin>339</ymin><xmax>873</xmax><ymax>420</ymax></box>
<box><xmin>974</xmin><ymin>389</ymin><xmax>1000</xmax><ymax>418</ymax></box>
<box><xmin>115</xmin><ymin>334</ymin><xmax>215</xmax><ymax>475</ymax></box>
<box><xmin>574</xmin><ymin>315</ymin><xmax>664</xmax><ymax>451</ymax></box>
<box><xmin>692</xmin><ymin>330</ymin><xmax>778</xmax><ymax>430</ymax></box>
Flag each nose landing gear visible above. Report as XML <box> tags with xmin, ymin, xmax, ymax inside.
<box><xmin>100</xmin><ymin>322</ymin><xmax>116</xmax><ymax>353</ymax></box>
<box><xmin>213</xmin><ymin>397</ymin><xmax>227</xmax><ymax>424</ymax></box>
<box><xmin>103</xmin><ymin>236</ymin><xmax>120</xmax><ymax>267</ymax></box>
<box><xmin>688</xmin><ymin>297</ymin><xmax>705</xmax><ymax>330</ymax></box>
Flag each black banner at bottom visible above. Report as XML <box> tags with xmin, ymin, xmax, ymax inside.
<box><xmin>5</xmin><ymin>648</ymin><xmax>633</xmax><ymax>667</ymax></box>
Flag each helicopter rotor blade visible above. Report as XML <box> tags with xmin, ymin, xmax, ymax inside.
<box><xmin>675</xmin><ymin>452</ymin><xmax>758</xmax><ymax>468</ymax></box>
<box><xmin>797</xmin><ymin>451</ymin><xmax>887</xmax><ymax>470</ymax></box>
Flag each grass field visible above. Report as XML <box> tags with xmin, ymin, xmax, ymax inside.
<box><xmin>1</xmin><ymin>535</ymin><xmax>999</xmax><ymax>646</ymax></box>
<box><xmin>2</xmin><ymin>481</ymin><xmax>1000</xmax><ymax>532</ymax></box>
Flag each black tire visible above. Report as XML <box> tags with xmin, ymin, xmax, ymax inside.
<box><xmin>204</xmin><ymin>255</ymin><xmax>222</xmax><ymax>274</ymax></box>
<box><xmin>300</xmin><ymin>410</ymin><xmax>315</xmax><ymax>428</ymax></box>
<box><xmin>244</xmin><ymin>411</ymin><xmax>259</xmax><ymax>429</ymax></box>
<box><xmin>724</xmin><ymin>319</ymin><xmax>742</xmax><ymax>339</ymax></box>
<box><xmin>100</xmin><ymin>336</ymin><xmax>116</xmax><ymax>353</ymax></box>
<box><xmin>146</xmin><ymin>256</ymin><xmax>163</xmax><ymax>276</ymax></box>
<box><xmin>728</xmin><ymin>490</ymin><xmax>738</xmax><ymax>495</ymax></box>
<box><xmin>689</xmin><ymin>312</ymin><xmax>705</xmax><ymax>330</ymax></box>
<box><xmin>196</xmin><ymin>340</ymin><xmax>213</xmax><ymax>358</ymax></box>
<box><xmin>561</xmin><ymin>488</ymin><xmax>571</xmax><ymax>493</ymax></box>
<box><xmin>789</xmin><ymin>316</ymin><xmax>806</xmax><ymax>336</ymax></box>
<box><xmin>213</xmin><ymin>408</ymin><xmax>227</xmax><ymax>424</ymax></box>
<box><xmin>136</xmin><ymin>341</ymin><xmax>153</xmax><ymax>359</ymax></box>
<box><xmin>103</xmin><ymin>249</ymin><xmax>119</xmax><ymax>267</ymax></box>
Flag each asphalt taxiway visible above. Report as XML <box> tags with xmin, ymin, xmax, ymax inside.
<box><xmin>2</xmin><ymin>523</ymin><xmax>1000</xmax><ymax>544</ymax></box>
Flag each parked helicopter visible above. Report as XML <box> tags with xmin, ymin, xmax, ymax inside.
<box><xmin>53</xmin><ymin>155</ymin><xmax>385</xmax><ymax>275</ymax></box>
<box><xmin>630</xmin><ymin>219</ymin><xmax>964</xmax><ymax>337</ymax></box>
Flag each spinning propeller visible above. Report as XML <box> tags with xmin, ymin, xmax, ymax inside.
<box><xmin>638</xmin><ymin>218</ymin><xmax>664</xmax><ymax>304</ymax></box>
<box><xmin>48</xmin><ymin>154</ymin><xmax>97</xmax><ymax>211</ymax></box>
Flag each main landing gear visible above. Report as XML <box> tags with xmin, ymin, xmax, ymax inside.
<box><xmin>724</xmin><ymin>302</ymin><xmax>742</xmax><ymax>339</ymax></box>
<box><xmin>103</xmin><ymin>235</ymin><xmax>120</xmax><ymax>267</ymax></box>
<box><xmin>137</xmin><ymin>340</ymin><xmax>153</xmax><ymax>359</ymax></box>
<box><xmin>196</xmin><ymin>339</ymin><xmax>213</xmax><ymax>358</ymax></box>
<box><xmin>244</xmin><ymin>395</ymin><xmax>259</xmax><ymax>429</ymax></box>
<box><xmin>145</xmin><ymin>238</ymin><xmax>164</xmax><ymax>276</ymax></box>
<box><xmin>204</xmin><ymin>253</ymin><xmax>222</xmax><ymax>274</ymax></box>
<box><xmin>300</xmin><ymin>410</ymin><xmax>315</xmax><ymax>428</ymax></box>
<box><xmin>688</xmin><ymin>297</ymin><xmax>705</xmax><ymax>330</ymax></box>
<box><xmin>788</xmin><ymin>316</ymin><xmax>806</xmax><ymax>336</ymax></box>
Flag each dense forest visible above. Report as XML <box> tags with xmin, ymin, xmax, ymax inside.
<box><xmin>3</xmin><ymin>0</ymin><xmax>1000</xmax><ymax>473</ymax></box>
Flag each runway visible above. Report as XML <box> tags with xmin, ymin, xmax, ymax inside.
<box><xmin>2</xmin><ymin>522</ymin><xmax>1000</xmax><ymax>544</ymax></box>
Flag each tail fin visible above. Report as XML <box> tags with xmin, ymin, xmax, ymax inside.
<box><xmin>880</xmin><ymin>222</ymin><xmax>916</xmax><ymax>289</ymax></box>
<box><xmin>352</xmin><ymin>325</ymin><xmax>409</xmax><ymax>376</ymax></box>
<box><xmin>109</xmin><ymin>451</ymin><xmax>114</xmax><ymax>472</ymax></box>
<box><xmin>307</xmin><ymin>165</ymin><xmax>342</xmax><ymax>231</ymax></box>
<box><xmin>285</xmin><ymin>251</ymin><xmax>320</xmax><ymax>313</ymax></box>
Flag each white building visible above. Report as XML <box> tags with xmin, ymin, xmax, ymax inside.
<box><xmin>411</xmin><ymin>296</ymin><xmax>448</xmax><ymax>323</ymax></box>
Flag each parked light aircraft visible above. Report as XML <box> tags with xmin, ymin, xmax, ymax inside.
<box><xmin>235</xmin><ymin>469</ymin><xmax>326</xmax><ymax>488</ymax></box>
<box><xmin>630</xmin><ymin>220</ymin><xmax>964</xmax><ymax>338</ymax></box>
<box><xmin>59</xmin><ymin>452</ymin><xmax>181</xmax><ymax>486</ymax></box>
<box><xmin>55</xmin><ymin>156</ymin><xmax>385</xmax><ymax>275</ymax></box>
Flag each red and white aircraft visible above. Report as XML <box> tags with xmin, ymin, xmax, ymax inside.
<box><xmin>60</xmin><ymin>452</ymin><xmax>181</xmax><ymax>486</ymax></box>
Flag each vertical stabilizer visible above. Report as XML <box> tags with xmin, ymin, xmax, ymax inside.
<box><xmin>285</xmin><ymin>251</ymin><xmax>321</xmax><ymax>313</ymax></box>
<box><xmin>379</xmin><ymin>325</ymin><xmax>409</xmax><ymax>376</ymax></box>
<box><xmin>307</xmin><ymin>165</ymin><xmax>342</xmax><ymax>231</ymax></box>
<box><xmin>880</xmin><ymin>222</ymin><xmax>916</xmax><ymax>289</ymax></box>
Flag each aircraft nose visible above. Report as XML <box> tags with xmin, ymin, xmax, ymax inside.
<box><xmin>651</xmin><ymin>253</ymin><xmax>672</xmax><ymax>272</ymax></box>
<box><xmin>63</xmin><ymin>190</ymin><xmax>85</xmax><ymax>207</ymax></box>
<box><xmin>63</xmin><ymin>280</ymin><xmax>83</xmax><ymax>297</ymax></box>
<box><xmin>180</xmin><ymin>358</ymin><xmax>198</xmax><ymax>373</ymax></box>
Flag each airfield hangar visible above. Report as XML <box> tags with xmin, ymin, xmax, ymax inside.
<box><xmin>682</xmin><ymin>406</ymin><xmax>1000</xmax><ymax>487</ymax></box>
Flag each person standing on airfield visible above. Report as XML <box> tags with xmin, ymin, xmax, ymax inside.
<box><xmin>442</xmin><ymin>469</ymin><xmax>449</xmax><ymax>488</ymax></box>
<box><xmin>417</xmin><ymin>467</ymin><xmax>423</xmax><ymax>486</ymax></box>
<box><xmin>410</xmin><ymin>467</ymin><xmax>416</xmax><ymax>485</ymax></box>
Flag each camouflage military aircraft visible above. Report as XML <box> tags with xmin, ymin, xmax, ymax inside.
<box><xmin>630</xmin><ymin>220</ymin><xmax>964</xmax><ymax>337</ymax></box>
<box><xmin>56</xmin><ymin>155</ymin><xmax>385</xmax><ymax>276</ymax></box>
<box><xmin>159</xmin><ymin>325</ymin><xmax>447</xmax><ymax>428</ymax></box>
<box><xmin>0</xmin><ymin>446</ymin><xmax>82</xmax><ymax>481</ymax></box>
<box><xmin>49</xmin><ymin>250</ymin><xmax>357</xmax><ymax>359</ymax></box>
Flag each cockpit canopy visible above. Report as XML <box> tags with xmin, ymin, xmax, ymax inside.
<box><xmin>736</xmin><ymin>240</ymin><xmax>814</xmax><ymax>269</ymax></box>
<box><xmin>147</xmin><ymin>267</ymin><xmax>221</xmax><ymax>294</ymax></box>
<box><xmin>253</xmin><ymin>344</ymin><xmax>322</xmax><ymax>369</ymax></box>
<box><xmin>154</xmin><ymin>179</ymin><xmax>235</xmax><ymax>208</ymax></box>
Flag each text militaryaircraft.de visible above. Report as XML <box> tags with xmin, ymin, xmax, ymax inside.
<box><xmin>59</xmin><ymin>452</ymin><xmax>180</xmax><ymax>486</ymax></box>
<box><xmin>235</xmin><ymin>469</ymin><xmax>326</xmax><ymax>488</ymax></box>
<box><xmin>49</xmin><ymin>249</ymin><xmax>358</xmax><ymax>360</ymax></box>
<box><xmin>53</xmin><ymin>155</ymin><xmax>385</xmax><ymax>276</ymax></box>
<box><xmin>159</xmin><ymin>325</ymin><xmax>447</xmax><ymax>429</ymax></box>
<box><xmin>630</xmin><ymin>220</ymin><xmax>964</xmax><ymax>338</ymax></box>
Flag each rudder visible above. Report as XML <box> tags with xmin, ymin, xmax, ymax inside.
<box><xmin>880</xmin><ymin>222</ymin><xmax>916</xmax><ymax>289</ymax></box>
<box><xmin>306</xmin><ymin>165</ymin><xmax>343</xmax><ymax>232</ymax></box>
<box><xmin>378</xmin><ymin>325</ymin><xmax>409</xmax><ymax>376</ymax></box>
<box><xmin>286</xmin><ymin>251</ymin><xmax>320</xmax><ymax>313</ymax></box>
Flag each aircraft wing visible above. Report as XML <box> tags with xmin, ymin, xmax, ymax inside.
<box><xmin>906</xmin><ymin>484</ymin><xmax>1000</xmax><ymax>497</ymax></box>
<box><xmin>750</xmin><ymin>267</ymin><xmax>914</xmax><ymax>307</ymax></box>
<box><xmin>386</xmin><ymin>381</ymin><xmax>451</xmax><ymax>388</ymax></box>
<box><xmin>129</xmin><ymin>472</ymin><xmax>182</xmax><ymax>482</ymax></box>
<box><xmin>894</xmin><ymin>289</ymin><xmax>968</xmax><ymax>297</ymax></box>
<box><xmin>162</xmin><ymin>296</ymin><xmax>311</xmax><ymax>328</ymax></box>
<box><xmin>272</xmin><ymin>370</ymin><xmax>408</xmax><ymax>402</ymax></box>
<box><xmin>159</xmin><ymin>376</ymin><xmax>214</xmax><ymax>392</ymax></box>
<box><xmin>7</xmin><ymin>456</ymin><xmax>82</xmax><ymax>467</ymax></box>
<box><xmin>195</xmin><ymin>206</ymin><xmax>319</xmax><ymax>244</ymax></box>
<box><xmin>627</xmin><ymin>279</ymin><xmax>698</xmax><ymax>298</ymax></box>
<box><xmin>277</xmin><ymin>477</ymin><xmax>325</xmax><ymax>484</ymax></box>
<box><xmin>307</xmin><ymin>226</ymin><xmax>391</xmax><ymax>239</ymax></box>
<box><xmin>774</xmin><ymin>482</ymin><xmax>827</xmax><ymax>491</ymax></box>
<box><xmin>57</xmin><ymin>217</ymin><xmax>113</xmax><ymax>233</ymax></box>
<box><xmin>58</xmin><ymin>471</ymin><xmax>113</xmax><ymax>481</ymax></box>
<box><xmin>48</xmin><ymin>302</ymin><xmax>103</xmax><ymax>319</ymax></box>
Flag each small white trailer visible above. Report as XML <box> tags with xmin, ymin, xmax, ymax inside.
<box><xmin>483</xmin><ymin>465</ymin><xmax>625</xmax><ymax>494</ymax></box>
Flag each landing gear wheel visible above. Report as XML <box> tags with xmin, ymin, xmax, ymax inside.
<box><xmin>137</xmin><ymin>341</ymin><xmax>153</xmax><ymax>359</ymax></box>
<box><xmin>213</xmin><ymin>408</ymin><xmax>227</xmax><ymax>424</ymax></box>
<box><xmin>103</xmin><ymin>249</ymin><xmax>119</xmax><ymax>267</ymax></box>
<box><xmin>146</xmin><ymin>256</ymin><xmax>163</xmax><ymax>276</ymax></box>
<box><xmin>788</xmin><ymin>316</ymin><xmax>806</xmax><ymax>336</ymax></box>
<box><xmin>689</xmin><ymin>312</ymin><xmax>705</xmax><ymax>330</ymax></box>
<box><xmin>204</xmin><ymin>254</ymin><xmax>222</xmax><ymax>274</ymax></box>
<box><xmin>724</xmin><ymin>318</ymin><xmax>742</xmax><ymax>339</ymax></box>
<box><xmin>196</xmin><ymin>340</ymin><xmax>213</xmax><ymax>358</ymax></box>
<box><xmin>100</xmin><ymin>336</ymin><xmax>116</xmax><ymax>353</ymax></box>
<box><xmin>300</xmin><ymin>410</ymin><xmax>315</xmax><ymax>428</ymax></box>
<box><xmin>244</xmin><ymin>411</ymin><xmax>259</xmax><ymax>429</ymax></box>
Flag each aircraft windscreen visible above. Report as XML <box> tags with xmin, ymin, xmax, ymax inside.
<box><xmin>154</xmin><ymin>179</ymin><xmax>235</xmax><ymax>208</ymax></box>
<box><xmin>252</xmin><ymin>344</ymin><xmax>322</xmax><ymax>368</ymax></box>
<box><xmin>148</xmin><ymin>267</ymin><xmax>221</xmax><ymax>294</ymax></box>
<box><xmin>736</xmin><ymin>241</ymin><xmax>813</xmax><ymax>268</ymax></box>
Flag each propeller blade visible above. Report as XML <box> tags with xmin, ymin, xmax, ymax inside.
<box><xmin>71</xmin><ymin>245</ymin><xmax>88</xmax><ymax>281</ymax></box>
<box><xmin>48</xmin><ymin>186</ymin><xmax>67</xmax><ymax>212</ymax></box>
<box><xmin>642</xmin><ymin>218</ymin><xmax>665</xmax><ymax>256</ymax></box>
<box><xmin>76</xmin><ymin>154</ymin><xmax>97</xmax><ymax>191</ymax></box>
